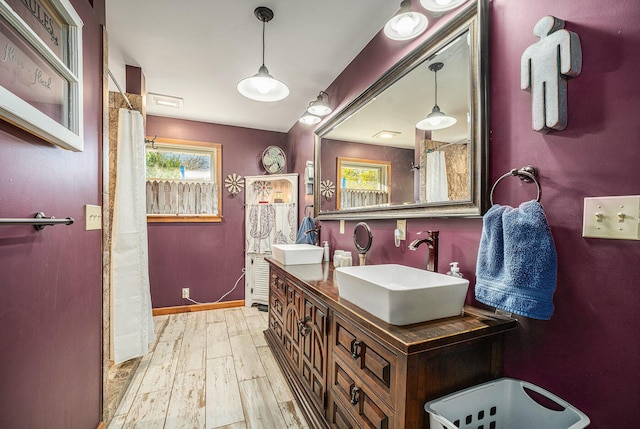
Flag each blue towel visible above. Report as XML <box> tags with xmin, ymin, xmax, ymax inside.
<box><xmin>295</xmin><ymin>216</ymin><xmax>317</xmax><ymax>245</ymax></box>
<box><xmin>475</xmin><ymin>200</ymin><xmax>557</xmax><ymax>320</ymax></box>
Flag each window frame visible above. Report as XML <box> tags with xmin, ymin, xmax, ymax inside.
<box><xmin>336</xmin><ymin>156</ymin><xmax>391</xmax><ymax>210</ymax></box>
<box><xmin>145</xmin><ymin>137</ymin><xmax>222</xmax><ymax>223</ymax></box>
<box><xmin>0</xmin><ymin>0</ymin><xmax>83</xmax><ymax>151</ymax></box>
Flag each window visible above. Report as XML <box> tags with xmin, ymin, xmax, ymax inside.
<box><xmin>337</xmin><ymin>157</ymin><xmax>391</xmax><ymax>209</ymax></box>
<box><xmin>145</xmin><ymin>137</ymin><xmax>222</xmax><ymax>222</ymax></box>
<box><xmin>0</xmin><ymin>0</ymin><xmax>83</xmax><ymax>151</ymax></box>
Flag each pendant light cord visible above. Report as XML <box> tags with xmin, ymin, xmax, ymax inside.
<box><xmin>428</xmin><ymin>62</ymin><xmax>445</xmax><ymax>108</ymax></box>
<box><xmin>261</xmin><ymin>20</ymin><xmax>266</xmax><ymax>67</ymax></box>
<box><xmin>433</xmin><ymin>69</ymin><xmax>438</xmax><ymax>106</ymax></box>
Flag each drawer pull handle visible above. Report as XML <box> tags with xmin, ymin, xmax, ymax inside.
<box><xmin>297</xmin><ymin>316</ymin><xmax>312</xmax><ymax>337</ymax></box>
<box><xmin>350</xmin><ymin>386</ymin><xmax>361</xmax><ymax>405</ymax></box>
<box><xmin>351</xmin><ymin>341</ymin><xmax>362</xmax><ymax>359</ymax></box>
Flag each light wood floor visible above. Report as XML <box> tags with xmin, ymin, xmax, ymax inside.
<box><xmin>108</xmin><ymin>306</ymin><xmax>309</xmax><ymax>429</ymax></box>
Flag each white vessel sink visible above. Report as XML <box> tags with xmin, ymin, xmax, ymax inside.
<box><xmin>271</xmin><ymin>244</ymin><xmax>324</xmax><ymax>265</ymax></box>
<box><xmin>335</xmin><ymin>264</ymin><xmax>470</xmax><ymax>325</ymax></box>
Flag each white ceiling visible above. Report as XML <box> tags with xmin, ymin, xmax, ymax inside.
<box><xmin>106</xmin><ymin>0</ymin><xmax>400</xmax><ymax>133</ymax></box>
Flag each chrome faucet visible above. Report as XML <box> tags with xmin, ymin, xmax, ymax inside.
<box><xmin>408</xmin><ymin>231</ymin><xmax>439</xmax><ymax>272</ymax></box>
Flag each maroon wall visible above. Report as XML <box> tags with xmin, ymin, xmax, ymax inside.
<box><xmin>0</xmin><ymin>1</ymin><xmax>105</xmax><ymax>428</ymax></box>
<box><xmin>145</xmin><ymin>116</ymin><xmax>289</xmax><ymax>308</ymax></box>
<box><xmin>320</xmin><ymin>139</ymin><xmax>415</xmax><ymax>211</ymax></box>
<box><xmin>289</xmin><ymin>0</ymin><xmax>640</xmax><ymax>425</ymax></box>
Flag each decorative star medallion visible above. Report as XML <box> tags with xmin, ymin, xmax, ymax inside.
<box><xmin>320</xmin><ymin>180</ymin><xmax>335</xmax><ymax>200</ymax></box>
<box><xmin>224</xmin><ymin>173</ymin><xmax>244</xmax><ymax>196</ymax></box>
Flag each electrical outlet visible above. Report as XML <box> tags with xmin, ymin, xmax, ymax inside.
<box><xmin>182</xmin><ymin>288</ymin><xmax>190</xmax><ymax>299</ymax></box>
<box><xmin>396</xmin><ymin>219</ymin><xmax>406</xmax><ymax>240</ymax></box>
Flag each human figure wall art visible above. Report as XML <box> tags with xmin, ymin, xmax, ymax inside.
<box><xmin>521</xmin><ymin>16</ymin><xmax>582</xmax><ymax>133</ymax></box>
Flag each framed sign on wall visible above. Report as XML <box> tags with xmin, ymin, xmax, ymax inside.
<box><xmin>0</xmin><ymin>0</ymin><xmax>84</xmax><ymax>151</ymax></box>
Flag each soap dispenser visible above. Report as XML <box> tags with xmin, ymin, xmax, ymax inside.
<box><xmin>447</xmin><ymin>262</ymin><xmax>463</xmax><ymax>278</ymax></box>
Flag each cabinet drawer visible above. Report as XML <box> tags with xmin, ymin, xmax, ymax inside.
<box><xmin>333</xmin><ymin>313</ymin><xmax>397</xmax><ymax>408</ymax></box>
<box><xmin>268</xmin><ymin>313</ymin><xmax>283</xmax><ymax>341</ymax></box>
<box><xmin>270</xmin><ymin>271</ymin><xmax>287</xmax><ymax>296</ymax></box>
<box><xmin>331</xmin><ymin>356</ymin><xmax>395</xmax><ymax>429</ymax></box>
<box><xmin>327</xmin><ymin>392</ymin><xmax>361</xmax><ymax>429</ymax></box>
<box><xmin>270</xmin><ymin>290</ymin><xmax>285</xmax><ymax>321</ymax></box>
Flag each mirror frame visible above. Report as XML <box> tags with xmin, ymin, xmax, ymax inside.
<box><xmin>314</xmin><ymin>0</ymin><xmax>489</xmax><ymax>220</ymax></box>
<box><xmin>353</xmin><ymin>222</ymin><xmax>373</xmax><ymax>254</ymax></box>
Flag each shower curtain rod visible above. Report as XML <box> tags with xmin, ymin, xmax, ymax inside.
<box><xmin>107</xmin><ymin>68</ymin><xmax>135</xmax><ymax>110</ymax></box>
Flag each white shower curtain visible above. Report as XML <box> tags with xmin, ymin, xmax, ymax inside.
<box><xmin>112</xmin><ymin>109</ymin><xmax>155</xmax><ymax>364</ymax></box>
<box><xmin>425</xmin><ymin>151</ymin><xmax>449</xmax><ymax>202</ymax></box>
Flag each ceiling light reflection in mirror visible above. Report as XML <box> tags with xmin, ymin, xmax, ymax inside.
<box><xmin>323</xmin><ymin>32</ymin><xmax>470</xmax><ymax>150</ymax></box>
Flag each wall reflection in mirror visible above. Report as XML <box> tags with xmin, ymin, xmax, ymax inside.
<box><xmin>315</xmin><ymin>0</ymin><xmax>488</xmax><ymax>219</ymax></box>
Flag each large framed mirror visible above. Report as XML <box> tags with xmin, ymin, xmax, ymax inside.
<box><xmin>315</xmin><ymin>0</ymin><xmax>488</xmax><ymax>219</ymax></box>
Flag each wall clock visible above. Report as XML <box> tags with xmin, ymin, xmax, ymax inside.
<box><xmin>262</xmin><ymin>145</ymin><xmax>286</xmax><ymax>174</ymax></box>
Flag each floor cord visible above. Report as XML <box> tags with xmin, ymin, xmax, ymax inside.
<box><xmin>184</xmin><ymin>269</ymin><xmax>246</xmax><ymax>305</ymax></box>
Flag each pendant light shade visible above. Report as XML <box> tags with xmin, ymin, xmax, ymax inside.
<box><xmin>416</xmin><ymin>62</ymin><xmax>457</xmax><ymax>131</ymax></box>
<box><xmin>299</xmin><ymin>112</ymin><xmax>321</xmax><ymax>125</ymax></box>
<box><xmin>237</xmin><ymin>64</ymin><xmax>289</xmax><ymax>102</ymax></box>
<box><xmin>419</xmin><ymin>0</ymin><xmax>467</xmax><ymax>14</ymax></box>
<box><xmin>416</xmin><ymin>105</ymin><xmax>457</xmax><ymax>130</ymax></box>
<box><xmin>384</xmin><ymin>0</ymin><xmax>428</xmax><ymax>41</ymax></box>
<box><xmin>307</xmin><ymin>91</ymin><xmax>332</xmax><ymax>116</ymax></box>
<box><xmin>237</xmin><ymin>7</ymin><xmax>289</xmax><ymax>102</ymax></box>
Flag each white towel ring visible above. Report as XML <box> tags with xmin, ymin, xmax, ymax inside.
<box><xmin>489</xmin><ymin>165</ymin><xmax>541</xmax><ymax>206</ymax></box>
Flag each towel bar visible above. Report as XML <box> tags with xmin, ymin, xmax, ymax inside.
<box><xmin>489</xmin><ymin>165</ymin><xmax>541</xmax><ymax>205</ymax></box>
<box><xmin>304</xmin><ymin>204</ymin><xmax>314</xmax><ymax>217</ymax></box>
<box><xmin>0</xmin><ymin>212</ymin><xmax>74</xmax><ymax>231</ymax></box>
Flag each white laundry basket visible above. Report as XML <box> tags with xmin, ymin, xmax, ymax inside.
<box><xmin>424</xmin><ymin>378</ymin><xmax>590</xmax><ymax>429</ymax></box>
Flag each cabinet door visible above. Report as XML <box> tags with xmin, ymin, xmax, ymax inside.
<box><xmin>284</xmin><ymin>280</ymin><xmax>303</xmax><ymax>369</ymax></box>
<box><xmin>299</xmin><ymin>292</ymin><xmax>329</xmax><ymax>409</ymax></box>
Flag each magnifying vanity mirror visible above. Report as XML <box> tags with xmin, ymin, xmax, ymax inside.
<box><xmin>353</xmin><ymin>222</ymin><xmax>373</xmax><ymax>265</ymax></box>
<box><xmin>315</xmin><ymin>0</ymin><xmax>488</xmax><ymax>219</ymax></box>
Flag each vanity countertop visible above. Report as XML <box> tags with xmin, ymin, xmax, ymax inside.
<box><xmin>266</xmin><ymin>259</ymin><xmax>517</xmax><ymax>355</ymax></box>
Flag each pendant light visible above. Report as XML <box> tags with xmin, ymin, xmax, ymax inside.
<box><xmin>237</xmin><ymin>7</ymin><xmax>289</xmax><ymax>102</ymax></box>
<box><xmin>299</xmin><ymin>112</ymin><xmax>321</xmax><ymax>125</ymax></box>
<box><xmin>307</xmin><ymin>91</ymin><xmax>332</xmax><ymax>116</ymax></box>
<box><xmin>419</xmin><ymin>0</ymin><xmax>467</xmax><ymax>14</ymax></box>
<box><xmin>384</xmin><ymin>0</ymin><xmax>428</xmax><ymax>41</ymax></box>
<box><xmin>299</xmin><ymin>101</ymin><xmax>321</xmax><ymax>125</ymax></box>
<box><xmin>416</xmin><ymin>62</ymin><xmax>457</xmax><ymax>130</ymax></box>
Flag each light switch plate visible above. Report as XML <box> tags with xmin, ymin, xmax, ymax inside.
<box><xmin>396</xmin><ymin>219</ymin><xmax>406</xmax><ymax>240</ymax></box>
<box><xmin>85</xmin><ymin>205</ymin><xmax>102</xmax><ymax>230</ymax></box>
<box><xmin>340</xmin><ymin>219</ymin><xmax>345</xmax><ymax>234</ymax></box>
<box><xmin>582</xmin><ymin>196</ymin><xmax>640</xmax><ymax>240</ymax></box>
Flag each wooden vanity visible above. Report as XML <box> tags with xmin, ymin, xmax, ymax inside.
<box><xmin>264</xmin><ymin>260</ymin><xmax>517</xmax><ymax>429</ymax></box>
